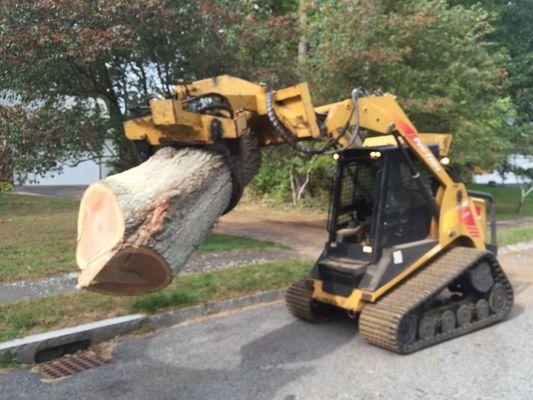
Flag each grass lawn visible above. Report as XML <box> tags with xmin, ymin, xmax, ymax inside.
<box><xmin>467</xmin><ymin>183</ymin><xmax>533</xmax><ymax>220</ymax></box>
<box><xmin>197</xmin><ymin>233</ymin><xmax>285</xmax><ymax>253</ymax></box>
<box><xmin>498</xmin><ymin>226</ymin><xmax>533</xmax><ymax>246</ymax></box>
<box><xmin>0</xmin><ymin>259</ymin><xmax>312</xmax><ymax>343</ymax></box>
<box><xmin>0</xmin><ymin>194</ymin><xmax>282</xmax><ymax>282</ymax></box>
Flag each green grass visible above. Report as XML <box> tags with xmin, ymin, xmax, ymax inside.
<box><xmin>0</xmin><ymin>193</ymin><xmax>280</xmax><ymax>282</ymax></box>
<box><xmin>198</xmin><ymin>233</ymin><xmax>284</xmax><ymax>253</ymax></box>
<box><xmin>0</xmin><ymin>351</ymin><xmax>21</xmax><ymax>370</ymax></box>
<box><xmin>467</xmin><ymin>183</ymin><xmax>533</xmax><ymax>220</ymax></box>
<box><xmin>498</xmin><ymin>226</ymin><xmax>533</xmax><ymax>246</ymax></box>
<box><xmin>0</xmin><ymin>194</ymin><xmax>79</xmax><ymax>281</ymax></box>
<box><xmin>0</xmin><ymin>259</ymin><xmax>312</xmax><ymax>343</ymax></box>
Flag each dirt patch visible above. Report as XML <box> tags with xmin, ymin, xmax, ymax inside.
<box><xmin>216</xmin><ymin>205</ymin><xmax>328</xmax><ymax>258</ymax></box>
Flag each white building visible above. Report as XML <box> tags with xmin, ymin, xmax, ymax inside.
<box><xmin>20</xmin><ymin>157</ymin><xmax>112</xmax><ymax>186</ymax></box>
<box><xmin>1</xmin><ymin>93</ymin><xmax>113</xmax><ymax>186</ymax></box>
<box><xmin>473</xmin><ymin>154</ymin><xmax>533</xmax><ymax>185</ymax></box>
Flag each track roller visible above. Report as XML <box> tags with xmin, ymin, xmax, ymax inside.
<box><xmin>359</xmin><ymin>247</ymin><xmax>513</xmax><ymax>354</ymax></box>
<box><xmin>285</xmin><ymin>279</ymin><xmax>339</xmax><ymax>323</ymax></box>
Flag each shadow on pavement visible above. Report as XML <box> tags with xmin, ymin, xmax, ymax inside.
<box><xmin>240</xmin><ymin>317</ymin><xmax>356</xmax><ymax>367</ymax></box>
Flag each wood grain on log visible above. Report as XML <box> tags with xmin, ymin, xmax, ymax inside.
<box><xmin>76</xmin><ymin>147</ymin><xmax>232</xmax><ymax>295</ymax></box>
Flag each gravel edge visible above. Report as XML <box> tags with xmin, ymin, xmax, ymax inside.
<box><xmin>499</xmin><ymin>240</ymin><xmax>533</xmax><ymax>254</ymax></box>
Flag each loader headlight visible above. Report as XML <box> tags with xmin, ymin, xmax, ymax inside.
<box><xmin>440</xmin><ymin>157</ymin><xmax>450</xmax><ymax>166</ymax></box>
<box><xmin>333</xmin><ymin>153</ymin><xmax>340</xmax><ymax>160</ymax></box>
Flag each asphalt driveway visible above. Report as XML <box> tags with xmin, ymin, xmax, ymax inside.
<box><xmin>1</xmin><ymin>249</ymin><xmax>532</xmax><ymax>400</ymax></box>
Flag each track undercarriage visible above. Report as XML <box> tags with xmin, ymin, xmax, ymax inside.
<box><xmin>286</xmin><ymin>247</ymin><xmax>513</xmax><ymax>354</ymax></box>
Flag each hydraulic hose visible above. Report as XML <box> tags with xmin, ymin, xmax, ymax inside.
<box><xmin>266</xmin><ymin>88</ymin><xmax>363</xmax><ymax>156</ymax></box>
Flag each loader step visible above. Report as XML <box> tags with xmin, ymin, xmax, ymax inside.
<box><xmin>319</xmin><ymin>257</ymin><xmax>368</xmax><ymax>272</ymax></box>
<box><xmin>359</xmin><ymin>247</ymin><xmax>513</xmax><ymax>354</ymax></box>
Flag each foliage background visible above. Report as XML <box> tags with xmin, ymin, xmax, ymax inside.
<box><xmin>0</xmin><ymin>0</ymin><xmax>530</xmax><ymax>204</ymax></box>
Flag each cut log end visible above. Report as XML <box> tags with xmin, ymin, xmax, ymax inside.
<box><xmin>77</xmin><ymin>246</ymin><xmax>172</xmax><ymax>295</ymax></box>
<box><xmin>75</xmin><ymin>146</ymin><xmax>234</xmax><ymax>296</ymax></box>
<box><xmin>76</xmin><ymin>183</ymin><xmax>125</xmax><ymax>271</ymax></box>
<box><xmin>76</xmin><ymin>183</ymin><xmax>172</xmax><ymax>294</ymax></box>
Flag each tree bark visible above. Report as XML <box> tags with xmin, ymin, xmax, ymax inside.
<box><xmin>517</xmin><ymin>185</ymin><xmax>533</xmax><ymax>214</ymax></box>
<box><xmin>297</xmin><ymin>0</ymin><xmax>308</xmax><ymax>67</ymax></box>
<box><xmin>76</xmin><ymin>147</ymin><xmax>233</xmax><ymax>295</ymax></box>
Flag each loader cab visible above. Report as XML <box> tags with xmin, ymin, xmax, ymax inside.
<box><xmin>312</xmin><ymin>145</ymin><xmax>440</xmax><ymax>296</ymax></box>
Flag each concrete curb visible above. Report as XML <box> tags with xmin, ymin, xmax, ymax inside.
<box><xmin>0</xmin><ymin>288</ymin><xmax>287</xmax><ymax>364</ymax></box>
<box><xmin>0</xmin><ymin>315</ymin><xmax>145</xmax><ymax>364</ymax></box>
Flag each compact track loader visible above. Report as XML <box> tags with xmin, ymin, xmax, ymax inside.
<box><xmin>122</xmin><ymin>75</ymin><xmax>513</xmax><ymax>354</ymax></box>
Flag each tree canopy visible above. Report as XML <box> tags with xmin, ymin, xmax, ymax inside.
<box><xmin>255</xmin><ymin>0</ymin><xmax>529</xmax><ymax>202</ymax></box>
<box><xmin>303</xmin><ymin>0</ymin><xmax>516</xmax><ymax>172</ymax></box>
<box><xmin>0</xmin><ymin>0</ymin><xmax>529</xmax><ymax>202</ymax></box>
<box><xmin>0</xmin><ymin>0</ymin><xmax>298</xmax><ymax>175</ymax></box>
<box><xmin>0</xmin><ymin>99</ymin><xmax>108</xmax><ymax>183</ymax></box>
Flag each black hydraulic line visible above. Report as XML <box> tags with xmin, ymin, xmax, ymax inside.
<box><xmin>266</xmin><ymin>89</ymin><xmax>364</xmax><ymax>156</ymax></box>
<box><xmin>266</xmin><ymin>91</ymin><xmax>336</xmax><ymax>154</ymax></box>
<box><xmin>197</xmin><ymin>103</ymin><xmax>235</xmax><ymax>118</ymax></box>
<box><xmin>392</xmin><ymin>133</ymin><xmax>439</xmax><ymax>218</ymax></box>
<box><xmin>181</xmin><ymin>92</ymin><xmax>229</xmax><ymax>104</ymax></box>
<box><xmin>181</xmin><ymin>93</ymin><xmax>235</xmax><ymax>117</ymax></box>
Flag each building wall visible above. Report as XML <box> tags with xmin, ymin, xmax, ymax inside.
<box><xmin>21</xmin><ymin>159</ymin><xmax>112</xmax><ymax>186</ymax></box>
<box><xmin>2</xmin><ymin>92</ymin><xmax>113</xmax><ymax>186</ymax></box>
<box><xmin>473</xmin><ymin>154</ymin><xmax>533</xmax><ymax>185</ymax></box>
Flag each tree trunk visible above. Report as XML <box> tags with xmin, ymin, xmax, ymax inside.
<box><xmin>516</xmin><ymin>185</ymin><xmax>533</xmax><ymax>214</ymax></box>
<box><xmin>0</xmin><ymin>167</ymin><xmax>13</xmax><ymax>184</ymax></box>
<box><xmin>297</xmin><ymin>0</ymin><xmax>308</xmax><ymax>67</ymax></box>
<box><xmin>290</xmin><ymin>169</ymin><xmax>297</xmax><ymax>205</ymax></box>
<box><xmin>106</xmin><ymin>98</ymin><xmax>141</xmax><ymax>172</ymax></box>
<box><xmin>76</xmin><ymin>147</ymin><xmax>233</xmax><ymax>295</ymax></box>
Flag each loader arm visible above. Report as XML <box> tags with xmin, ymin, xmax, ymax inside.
<box><xmin>124</xmin><ymin>75</ymin><xmax>486</xmax><ymax>248</ymax></box>
<box><xmin>315</xmin><ymin>96</ymin><xmax>453</xmax><ymax>187</ymax></box>
<box><xmin>125</xmin><ymin>75</ymin><xmax>452</xmax><ymax>185</ymax></box>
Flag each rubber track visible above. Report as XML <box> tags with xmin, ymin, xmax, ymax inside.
<box><xmin>286</xmin><ymin>279</ymin><xmax>331</xmax><ymax>323</ymax></box>
<box><xmin>359</xmin><ymin>247</ymin><xmax>514</xmax><ymax>354</ymax></box>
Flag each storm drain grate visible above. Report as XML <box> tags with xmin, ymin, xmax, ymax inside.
<box><xmin>39</xmin><ymin>352</ymin><xmax>110</xmax><ymax>381</ymax></box>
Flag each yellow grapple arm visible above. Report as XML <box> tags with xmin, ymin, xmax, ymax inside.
<box><xmin>124</xmin><ymin>74</ymin><xmax>488</xmax><ymax>249</ymax></box>
<box><xmin>125</xmin><ymin>75</ymin><xmax>450</xmax><ymax>167</ymax></box>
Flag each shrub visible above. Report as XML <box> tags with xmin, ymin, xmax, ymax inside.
<box><xmin>0</xmin><ymin>182</ymin><xmax>13</xmax><ymax>192</ymax></box>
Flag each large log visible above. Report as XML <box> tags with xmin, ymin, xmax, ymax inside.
<box><xmin>76</xmin><ymin>147</ymin><xmax>233</xmax><ymax>295</ymax></box>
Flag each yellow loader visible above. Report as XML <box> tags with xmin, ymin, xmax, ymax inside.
<box><xmin>118</xmin><ymin>75</ymin><xmax>513</xmax><ymax>354</ymax></box>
